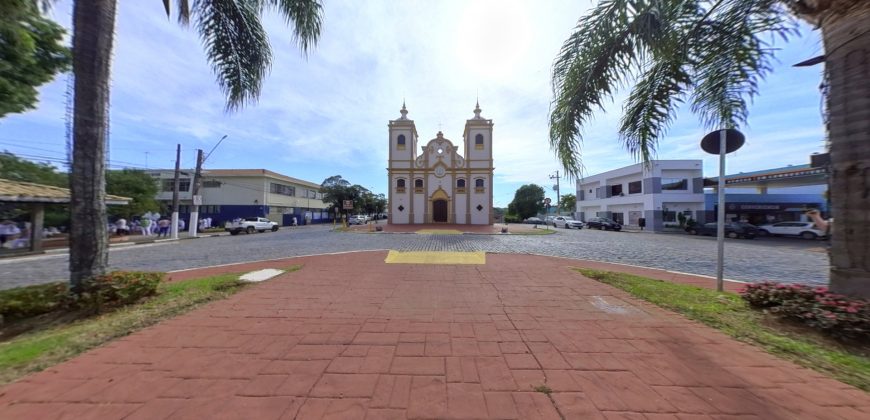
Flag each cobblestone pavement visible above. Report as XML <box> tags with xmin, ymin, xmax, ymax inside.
<box><xmin>0</xmin><ymin>224</ymin><xmax>828</xmax><ymax>290</ymax></box>
<box><xmin>1</xmin><ymin>253</ymin><xmax>865</xmax><ymax>419</ymax></box>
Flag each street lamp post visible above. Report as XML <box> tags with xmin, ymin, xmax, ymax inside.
<box><xmin>701</xmin><ymin>128</ymin><xmax>745</xmax><ymax>292</ymax></box>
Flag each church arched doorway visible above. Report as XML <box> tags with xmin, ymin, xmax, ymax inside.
<box><xmin>433</xmin><ymin>199</ymin><xmax>448</xmax><ymax>223</ymax></box>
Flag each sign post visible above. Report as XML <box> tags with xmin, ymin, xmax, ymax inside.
<box><xmin>701</xmin><ymin>128</ymin><xmax>745</xmax><ymax>292</ymax></box>
<box><xmin>342</xmin><ymin>200</ymin><xmax>353</xmax><ymax>228</ymax></box>
<box><xmin>544</xmin><ymin>198</ymin><xmax>552</xmax><ymax>231</ymax></box>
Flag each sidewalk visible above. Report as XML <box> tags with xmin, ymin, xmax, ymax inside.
<box><xmin>1</xmin><ymin>251</ymin><xmax>866</xmax><ymax>419</ymax></box>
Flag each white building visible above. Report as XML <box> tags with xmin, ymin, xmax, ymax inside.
<box><xmin>576</xmin><ymin>160</ymin><xmax>704</xmax><ymax>231</ymax></box>
<box><xmin>387</xmin><ymin>102</ymin><xmax>494</xmax><ymax>225</ymax></box>
<box><xmin>150</xmin><ymin>169</ymin><xmax>327</xmax><ymax>226</ymax></box>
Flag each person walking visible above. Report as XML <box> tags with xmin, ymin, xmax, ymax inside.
<box><xmin>140</xmin><ymin>216</ymin><xmax>152</xmax><ymax>236</ymax></box>
<box><xmin>115</xmin><ymin>218</ymin><xmax>129</xmax><ymax>236</ymax></box>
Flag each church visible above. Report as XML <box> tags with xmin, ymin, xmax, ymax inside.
<box><xmin>387</xmin><ymin>101</ymin><xmax>494</xmax><ymax>225</ymax></box>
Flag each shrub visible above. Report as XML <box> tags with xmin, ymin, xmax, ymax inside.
<box><xmin>741</xmin><ymin>282</ymin><xmax>869</xmax><ymax>340</ymax></box>
<box><xmin>0</xmin><ymin>282</ymin><xmax>70</xmax><ymax>321</ymax></box>
<box><xmin>77</xmin><ymin>271</ymin><xmax>163</xmax><ymax>312</ymax></box>
<box><xmin>504</xmin><ymin>215</ymin><xmax>521</xmax><ymax>223</ymax></box>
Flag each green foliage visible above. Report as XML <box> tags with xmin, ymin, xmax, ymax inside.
<box><xmin>578</xmin><ymin>269</ymin><xmax>870</xmax><ymax>391</ymax></box>
<box><xmin>508</xmin><ymin>184</ymin><xmax>545</xmax><ymax>219</ymax></box>
<box><xmin>77</xmin><ymin>271</ymin><xmax>163</xmax><ymax>312</ymax></box>
<box><xmin>105</xmin><ymin>169</ymin><xmax>160</xmax><ymax>219</ymax></box>
<box><xmin>0</xmin><ymin>152</ymin><xmax>67</xmax><ymax>187</ymax></box>
<box><xmin>0</xmin><ymin>1</ymin><xmax>71</xmax><ymax>118</ymax></box>
<box><xmin>549</xmin><ymin>0</ymin><xmax>796</xmax><ymax>178</ymax></box>
<box><xmin>559</xmin><ymin>193</ymin><xmax>576</xmax><ymax>213</ymax></box>
<box><xmin>504</xmin><ymin>214</ymin><xmax>521</xmax><ymax>224</ymax></box>
<box><xmin>164</xmin><ymin>0</ymin><xmax>323</xmax><ymax>110</ymax></box>
<box><xmin>0</xmin><ymin>282</ymin><xmax>69</xmax><ymax>321</ymax></box>
<box><xmin>319</xmin><ymin>175</ymin><xmax>385</xmax><ymax>216</ymax></box>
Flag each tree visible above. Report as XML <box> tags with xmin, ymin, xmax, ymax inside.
<box><xmin>560</xmin><ymin>193</ymin><xmax>576</xmax><ymax>214</ymax></box>
<box><xmin>320</xmin><ymin>175</ymin><xmax>357</xmax><ymax>214</ymax></box>
<box><xmin>105</xmin><ymin>169</ymin><xmax>159</xmax><ymax>220</ymax></box>
<box><xmin>508</xmin><ymin>184</ymin><xmax>545</xmax><ymax>220</ymax></box>
<box><xmin>549</xmin><ymin>0</ymin><xmax>870</xmax><ymax>297</ymax></box>
<box><xmin>65</xmin><ymin>0</ymin><xmax>323</xmax><ymax>292</ymax></box>
<box><xmin>0</xmin><ymin>151</ymin><xmax>67</xmax><ymax>187</ymax></box>
<box><xmin>0</xmin><ymin>1</ymin><xmax>71</xmax><ymax>117</ymax></box>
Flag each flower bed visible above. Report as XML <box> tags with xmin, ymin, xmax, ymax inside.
<box><xmin>741</xmin><ymin>282</ymin><xmax>868</xmax><ymax>341</ymax></box>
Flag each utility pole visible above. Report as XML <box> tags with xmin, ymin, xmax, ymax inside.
<box><xmin>171</xmin><ymin>144</ymin><xmax>181</xmax><ymax>239</ymax></box>
<box><xmin>549</xmin><ymin>170</ymin><xmax>561</xmax><ymax>215</ymax></box>
<box><xmin>188</xmin><ymin>149</ymin><xmax>204</xmax><ymax>238</ymax></box>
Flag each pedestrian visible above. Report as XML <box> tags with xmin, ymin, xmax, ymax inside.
<box><xmin>151</xmin><ymin>212</ymin><xmax>161</xmax><ymax>235</ymax></box>
<box><xmin>140</xmin><ymin>216</ymin><xmax>152</xmax><ymax>236</ymax></box>
<box><xmin>0</xmin><ymin>220</ymin><xmax>20</xmax><ymax>248</ymax></box>
<box><xmin>157</xmin><ymin>218</ymin><xmax>171</xmax><ymax>237</ymax></box>
<box><xmin>178</xmin><ymin>218</ymin><xmax>186</xmax><ymax>232</ymax></box>
<box><xmin>292</xmin><ymin>216</ymin><xmax>298</xmax><ymax>227</ymax></box>
<box><xmin>115</xmin><ymin>218</ymin><xmax>129</xmax><ymax>236</ymax></box>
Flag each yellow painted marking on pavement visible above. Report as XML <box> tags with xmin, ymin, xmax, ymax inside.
<box><xmin>385</xmin><ymin>250</ymin><xmax>486</xmax><ymax>265</ymax></box>
<box><xmin>415</xmin><ymin>229</ymin><xmax>463</xmax><ymax>235</ymax></box>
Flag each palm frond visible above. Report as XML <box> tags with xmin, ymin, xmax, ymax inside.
<box><xmin>162</xmin><ymin>0</ymin><xmax>191</xmax><ymax>25</ymax></box>
<box><xmin>265</xmin><ymin>0</ymin><xmax>323</xmax><ymax>55</ymax></box>
<box><xmin>195</xmin><ymin>0</ymin><xmax>272</xmax><ymax>111</ymax></box>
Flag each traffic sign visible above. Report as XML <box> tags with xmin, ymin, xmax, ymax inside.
<box><xmin>544</xmin><ymin>198</ymin><xmax>551</xmax><ymax>205</ymax></box>
<box><xmin>343</xmin><ymin>200</ymin><xmax>354</xmax><ymax>210</ymax></box>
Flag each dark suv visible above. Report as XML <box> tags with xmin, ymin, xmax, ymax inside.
<box><xmin>585</xmin><ymin>217</ymin><xmax>622</xmax><ymax>231</ymax></box>
<box><xmin>686</xmin><ymin>222</ymin><xmax>757</xmax><ymax>239</ymax></box>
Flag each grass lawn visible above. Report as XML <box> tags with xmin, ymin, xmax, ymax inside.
<box><xmin>0</xmin><ymin>265</ymin><xmax>301</xmax><ymax>385</ymax></box>
<box><xmin>576</xmin><ymin>269</ymin><xmax>870</xmax><ymax>391</ymax></box>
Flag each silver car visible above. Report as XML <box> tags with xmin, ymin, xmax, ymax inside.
<box><xmin>553</xmin><ymin>216</ymin><xmax>584</xmax><ymax>229</ymax></box>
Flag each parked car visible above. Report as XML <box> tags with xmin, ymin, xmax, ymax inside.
<box><xmin>553</xmin><ymin>216</ymin><xmax>584</xmax><ymax>229</ymax></box>
<box><xmin>225</xmin><ymin>217</ymin><xmax>279</xmax><ymax>235</ymax></box>
<box><xmin>348</xmin><ymin>215</ymin><xmax>368</xmax><ymax>225</ymax></box>
<box><xmin>686</xmin><ymin>222</ymin><xmax>757</xmax><ymax>239</ymax></box>
<box><xmin>757</xmin><ymin>221</ymin><xmax>825</xmax><ymax>240</ymax></box>
<box><xmin>523</xmin><ymin>217</ymin><xmax>545</xmax><ymax>225</ymax></box>
<box><xmin>585</xmin><ymin>217</ymin><xmax>622</xmax><ymax>231</ymax></box>
<box><xmin>544</xmin><ymin>216</ymin><xmax>556</xmax><ymax>226</ymax></box>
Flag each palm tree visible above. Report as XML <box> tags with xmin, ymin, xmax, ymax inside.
<box><xmin>67</xmin><ymin>0</ymin><xmax>323</xmax><ymax>292</ymax></box>
<box><xmin>549</xmin><ymin>0</ymin><xmax>869</xmax><ymax>297</ymax></box>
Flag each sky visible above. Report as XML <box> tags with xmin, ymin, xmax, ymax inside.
<box><xmin>0</xmin><ymin>0</ymin><xmax>827</xmax><ymax>207</ymax></box>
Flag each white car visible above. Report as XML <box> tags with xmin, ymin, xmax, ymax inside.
<box><xmin>225</xmin><ymin>217</ymin><xmax>279</xmax><ymax>235</ymax></box>
<box><xmin>553</xmin><ymin>216</ymin><xmax>584</xmax><ymax>229</ymax></box>
<box><xmin>757</xmin><ymin>221</ymin><xmax>826</xmax><ymax>240</ymax></box>
<box><xmin>348</xmin><ymin>215</ymin><xmax>368</xmax><ymax>225</ymax></box>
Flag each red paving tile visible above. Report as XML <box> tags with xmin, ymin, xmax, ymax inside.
<box><xmin>1</xmin><ymin>251</ymin><xmax>867</xmax><ymax>419</ymax></box>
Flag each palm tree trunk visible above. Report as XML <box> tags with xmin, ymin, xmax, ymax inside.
<box><xmin>69</xmin><ymin>0</ymin><xmax>117</xmax><ymax>293</ymax></box>
<box><xmin>823</xmin><ymin>6</ymin><xmax>870</xmax><ymax>298</ymax></box>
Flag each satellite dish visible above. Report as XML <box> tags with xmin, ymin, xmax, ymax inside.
<box><xmin>701</xmin><ymin>129</ymin><xmax>745</xmax><ymax>155</ymax></box>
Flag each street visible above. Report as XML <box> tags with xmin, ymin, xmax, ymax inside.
<box><xmin>0</xmin><ymin>225</ymin><xmax>828</xmax><ymax>290</ymax></box>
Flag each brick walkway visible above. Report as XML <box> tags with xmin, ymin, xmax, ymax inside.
<box><xmin>0</xmin><ymin>251</ymin><xmax>866</xmax><ymax>419</ymax></box>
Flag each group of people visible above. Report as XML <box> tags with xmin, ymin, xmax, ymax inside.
<box><xmin>0</xmin><ymin>220</ymin><xmax>26</xmax><ymax>249</ymax></box>
<box><xmin>111</xmin><ymin>212</ymin><xmax>217</xmax><ymax>238</ymax></box>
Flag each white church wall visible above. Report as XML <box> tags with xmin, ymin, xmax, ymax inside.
<box><xmin>413</xmin><ymin>194</ymin><xmax>426</xmax><ymax>223</ymax></box>
<box><xmin>455</xmin><ymin>194</ymin><xmax>468</xmax><ymax>224</ymax></box>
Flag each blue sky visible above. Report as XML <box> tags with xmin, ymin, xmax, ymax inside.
<box><xmin>0</xmin><ymin>0</ymin><xmax>826</xmax><ymax>207</ymax></box>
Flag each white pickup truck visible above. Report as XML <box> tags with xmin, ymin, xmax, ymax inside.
<box><xmin>225</xmin><ymin>217</ymin><xmax>279</xmax><ymax>235</ymax></box>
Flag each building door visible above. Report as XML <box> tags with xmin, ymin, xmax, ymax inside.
<box><xmin>433</xmin><ymin>199</ymin><xmax>448</xmax><ymax>222</ymax></box>
<box><xmin>628</xmin><ymin>211</ymin><xmax>642</xmax><ymax>226</ymax></box>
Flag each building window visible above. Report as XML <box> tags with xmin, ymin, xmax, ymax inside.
<box><xmin>456</xmin><ymin>178</ymin><xmax>466</xmax><ymax>193</ymax></box>
<box><xmin>397</xmin><ymin>134</ymin><xmax>406</xmax><ymax>150</ymax></box>
<box><xmin>396</xmin><ymin>178</ymin><xmax>406</xmax><ymax>193</ymax></box>
<box><xmin>162</xmin><ymin>178</ymin><xmax>190</xmax><ymax>192</ymax></box>
<box><xmin>414</xmin><ymin>179</ymin><xmax>423</xmax><ymax>188</ymax></box>
<box><xmin>270</xmin><ymin>183</ymin><xmax>295</xmax><ymax>196</ymax></box>
<box><xmin>201</xmin><ymin>205</ymin><xmax>221</xmax><ymax>214</ymax></box>
<box><xmin>609</xmin><ymin>184</ymin><xmax>623</xmax><ymax>196</ymax></box>
<box><xmin>661</xmin><ymin>178</ymin><xmax>688</xmax><ymax>191</ymax></box>
<box><xmin>663</xmin><ymin>210</ymin><xmax>677</xmax><ymax>223</ymax></box>
<box><xmin>475</xmin><ymin>134</ymin><xmax>484</xmax><ymax>150</ymax></box>
<box><xmin>475</xmin><ymin>178</ymin><xmax>485</xmax><ymax>193</ymax></box>
<box><xmin>628</xmin><ymin>180</ymin><xmax>642</xmax><ymax>194</ymax></box>
<box><xmin>203</xmin><ymin>180</ymin><xmax>222</xmax><ymax>188</ymax></box>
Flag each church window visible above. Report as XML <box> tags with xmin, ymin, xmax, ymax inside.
<box><xmin>397</xmin><ymin>134</ymin><xmax>406</xmax><ymax>150</ymax></box>
<box><xmin>414</xmin><ymin>179</ymin><xmax>424</xmax><ymax>192</ymax></box>
<box><xmin>456</xmin><ymin>178</ymin><xmax>466</xmax><ymax>193</ymax></box>
<box><xmin>475</xmin><ymin>178</ymin><xmax>485</xmax><ymax>193</ymax></box>
<box><xmin>396</xmin><ymin>178</ymin><xmax>406</xmax><ymax>192</ymax></box>
<box><xmin>475</xmin><ymin>134</ymin><xmax>484</xmax><ymax>150</ymax></box>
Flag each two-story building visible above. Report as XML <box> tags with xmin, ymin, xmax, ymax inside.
<box><xmin>150</xmin><ymin>169</ymin><xmax>328</xmax><ymax>226</ymax></box>
<box><xmin>576</xmin><ymin>160</ymin><xmax>705</xmax><ymax>231</ymax></box>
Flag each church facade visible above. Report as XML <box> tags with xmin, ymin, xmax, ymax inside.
<box><xmin>387</xmin><ymin>102</ymin><xmax>494</xmax><ymax>225</ymax></box>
